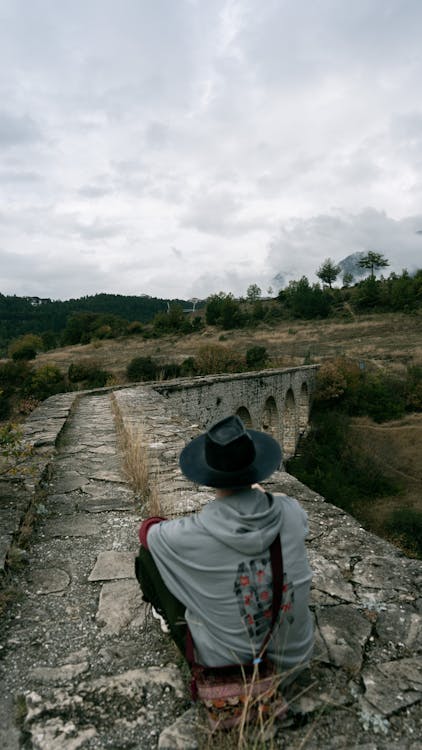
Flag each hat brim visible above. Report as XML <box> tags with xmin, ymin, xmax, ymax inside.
<box><xmin>179</xmin><ymin>429</ymin><xmax>282</xmax><ymax>488</ymax></box>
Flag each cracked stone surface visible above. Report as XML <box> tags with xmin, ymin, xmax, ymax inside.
<box><xmin>88</xmin><ymin>550</ymin><xmax>136</xmax><ymax>581</ymax></box>
<box><xmin>1</xmin><ymin>384</ymin><xmax>421</xmax><ymax>749</ymax></box>
<box><xmin>96</xmin><ymin>579</ymin><xmax>147</xmax><ymax>634</ymax></box>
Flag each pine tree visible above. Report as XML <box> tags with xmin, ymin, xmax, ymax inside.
<box><xmin>358</xmin><ymin>251</ymin><xmax>389</xmax><ymax>279</ymax></box>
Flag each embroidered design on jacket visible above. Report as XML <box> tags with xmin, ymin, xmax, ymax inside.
<box><xmin>234</xmin><ymin>557</ymin><xmax>294</xmax><ymax>639</ymax></box>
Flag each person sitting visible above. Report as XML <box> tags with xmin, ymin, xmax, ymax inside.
<box><xmin>136</xmin><ymin>414</ymin><xmax>313</xmax><ymax>684</ymax></box>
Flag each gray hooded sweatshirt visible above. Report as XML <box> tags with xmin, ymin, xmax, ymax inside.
<box><xmin>147</xmin><ymin>488</ymin><xmax>313</xmax><ymax>674</ymax></box>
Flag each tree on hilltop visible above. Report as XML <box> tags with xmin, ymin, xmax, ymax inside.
<box><xmin>358</xmin><ymin>251</ymin><xmax>389</xmax><ymax>279</ymax></box>
<box><xmin>246</xmin><ymin>284</ymin><xmax>262</xmax><ymax>302</ymax></box>
<box><xmin>316</xmin><ymin>258</ymin><xmax>341</xmax><ymax>288</ymax></box>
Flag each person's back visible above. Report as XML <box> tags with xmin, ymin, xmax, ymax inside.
<box><xmin>145</xmin><ymin>485</ymin><xmax>313</xmax><ymax>676</ymax></box>
<box><xmin>136</xmin><ymin>415</ymin><xmax>313</xmax><ymax>683</ymax></box>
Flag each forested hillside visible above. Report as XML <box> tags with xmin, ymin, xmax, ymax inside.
<box><xmin>0</xmin><ymin>293</ymin><xmax>192</xmax><ymax>354</ymax></box>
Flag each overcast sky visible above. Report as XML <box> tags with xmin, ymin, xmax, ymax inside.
<box><xmin>1</xmin><ymin>0</ymin><xmax>421</xmax><ymax>300</ymax></box>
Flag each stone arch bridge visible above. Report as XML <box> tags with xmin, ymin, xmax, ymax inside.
<box><xmin>155</xmin><ymin>364</ymin><xmax>318</xmax><ymax>460</ymax></box>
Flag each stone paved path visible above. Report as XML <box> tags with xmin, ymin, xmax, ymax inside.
<box><xmin>1</xmin><ymin>392</ymin><xmax>191</xmax><ymax>750</ymax></box>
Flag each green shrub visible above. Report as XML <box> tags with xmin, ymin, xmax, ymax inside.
<box><xmin>246</xmin><ymin>346</ymin><xmax>268</xmax><ymax>369</ymax></box>
<box><xmin>195</xmin><ymin>344</ymin><xmax>244</xmax><ymax>375</ymax></box>
<box><xmin>315</xmin><ymin>358</ymin><xmax>407</xmax><ymax>422</ymax></box>
<box><xmin>27</xmin><ymin>365</ymin><xmax>66</xmax><ymax>400</ymax></box>
<box><xmin>68</xmin><ymin>361</ymin><xmax>111</xmax><ymax>388</ymax></box>
<box><xmin>180</xmin><ymin>357</ymin><xmax>198</xmax><ymax>376</ymax></box>
<box><xmin>8</xmin><ymin>334</ymin><xmax>43</xmax><ymax>360</ymax></box>
<box><xmin>126</xmin><ymin>356</ymin><xmax>157</xmax><ymax>381</ymax></box>
<box><xmin>0</xmin><ymin>361</ymin><xmax>33</xmax><ymax>419</ymax></box>
<box><xmin>94</xmin><ymin>324</ymin><xmax>112</xmax><ymax>339</ymax></box>
<box><xmin>385</xmin><ymin>509</ymin><xmax>422</xmax><ymax>557</ymax></box>
<box><xmin>12</xmin><ymin>344</ymin><xmax>37</xmax><ymax>361</ymax></box>
<box><xmin>68</xmin><ymin>362</ymin><xmax>93</xmax><ymax>382</ymax></box>
<box><xmin>126</xmin><ymin>321</ymin><xmax>144</xmax><ymax>335</ymax></box>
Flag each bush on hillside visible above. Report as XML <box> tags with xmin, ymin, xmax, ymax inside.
<box><xmin>26</xmin><ymin>365</ymin><xmax>66</xmax><ymax>401</ymax></box>
<box><xmin>8</xmin><ymin>334</ymin><xmax>43</xmax><ymax>361</ymax></box>
<box><xmin>180</xmin><ymin>357</ymin><xmax>198</xmax><ymax>376</ymax></box>
<box><xmin>315</xmin><ymin>358</ymin><xmax>409</xmax><ymax>422</ymax></box>
<box><xmin>280</xmin><ymin>276</ymin><xmax>333</xmax><ymax>319</ymax></box>
<box><xmin>152</xmin><ymin>305</ymin><xmax>193</xmax><ymax>336</ymax></box>
<box><xmin>126</xmin><ymin>321</ymin><xmax>144</xmax><ymax>335</ymax></box>
<box><xmin>68</xmin><ymin>361</ymin><xmax>111</xmax><ymax>388</ymax></box>
<box><xmin>126</xmin><ymin>356</ymin><xmax>157</xmax><ymax>382</ymax></box>
<box><xmin>205</xmin><ymin>293</ymin><xmax>246</xmax><ymax>329</ymax></box>
<box><xmin>0</xmin><ymin>361</ymin><xmax>34</xmax><ymax>419</ymax></box>
<box><xmin>385</xmin><ymin>508</ymin><xmax>422</xmax><ymax>558</ymax></box>
<box><xmin>11</xmin><ymin>344</ymin><xmax>37</xmax><ymax>361</ymax></box>
<box><xmin>246</xmin><ymin>346</ymin><xmax>268</xmax><ymax>370</ymax></box>
<box><xmin>195</xmin><ymin>344</ymin><xmax>244</xmax><ymax>375</ymax></box>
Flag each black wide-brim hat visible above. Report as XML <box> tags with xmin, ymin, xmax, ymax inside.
<box><xmin>179</xmin><ymin>415</ymin><xmax>282</xmax><ymax>488</ymax></box>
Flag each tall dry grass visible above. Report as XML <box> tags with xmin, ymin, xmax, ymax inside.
<box><xmin>111</xmin><ymin>395</ymin><xmax>163</xmax><ymax>515</ymax></box>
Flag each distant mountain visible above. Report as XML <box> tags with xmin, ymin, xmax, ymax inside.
<box><xmin>337</xmin><ymin>252</ymin><xmax>367</xmax><ymax>280</ymax></box>
<box><xmin>272</xmin><ymin>272</ymin><xmax>288</xmax><ymax>290</ymax></box>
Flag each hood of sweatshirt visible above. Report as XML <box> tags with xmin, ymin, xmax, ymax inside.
<box><xmin>197</xmin><ymin>488</ymin><xmax>283</xmax><ymax>556</ymax></box>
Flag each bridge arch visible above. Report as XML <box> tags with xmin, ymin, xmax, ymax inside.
<box><xmin>283</xmin><ymin>388</ymin><xmax>297</xmax><ymax>459</ymax></box>
<box><xmin>236</xmin><ymin>406</ymin><xmax>253</xmax><ymax>427</ymax></box>
<box><xmin>298</xmin><ymin>382</ymin><xmax>309</xmax><ymax>431</ymax></box>
<box><xmin>261</xmin><ymin>396</ymin><xmax>280</xmax><ymax>440</ymax></box>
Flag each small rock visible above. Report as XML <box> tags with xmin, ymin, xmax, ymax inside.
<box><xmin>158</xmin><ymin>707</ymin><xmax>199</xmax><ymax>749</ymax></box>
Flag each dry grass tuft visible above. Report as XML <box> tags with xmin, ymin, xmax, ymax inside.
<box><xmin>111</xmin><ymin>395</ymin><xmax>163</xmax><ymax>515</ymax></box>
<box><xmin>197</xmin><ymin>665</ymin><xmax>318</xmax><ymax>750</ymax></box>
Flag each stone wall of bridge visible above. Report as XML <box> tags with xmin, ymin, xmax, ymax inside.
<box><xmin>155</xmin><ymin>364</ymin><xmax>318</xmax><ymax>460</ymax></box>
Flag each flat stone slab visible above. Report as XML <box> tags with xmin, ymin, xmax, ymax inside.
<box><xmin>376</xmin><ymin>604</ymin><xmax>421</xmax><ymax>650</ymax></box>
<box><xmin>315</xmin><ymin>604</ymin><xmax>372</xmax><ymax>673</ymax></box>
<box><xmin>96</xmin><ymin>579</ymin><xmax>146</xmax><ymax>635</ymax></box>
<box><xmin>44</xmin><ymin>516</ymin><xmax>100</xmax><ymax>537</ymax></box>
<box><xmin>88</xmin><ymin>551</ymin><xmax>136</xmax><ymax>581</ymax></box>
<box><xmin>29</xmin><ymin>568</ymin><xmax>71</xmax><ymax>594</ymax></box>
<box><xmin>51</xmin><ymin>472</ymin><xmax>88</xmax><ymax>493</ymax></box>
<box><xmin>309</xmin><ymin>551</ymin><xmax>356</xmax><ymax>603</ymax></box>
<box><xmin>80</xmin><ymin>496</ymin><xmax>134</xmax><ymax>513</ymax></box>
<box><xmin>361</xmin><ymin>657</ymin><xmax>422</xmax><ymax>716</ymax></box>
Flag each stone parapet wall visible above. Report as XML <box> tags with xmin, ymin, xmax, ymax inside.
<box><xmin>155</xmin><ymin>364</ymin><xmax>318</xmax><ymax>459</ymax></box>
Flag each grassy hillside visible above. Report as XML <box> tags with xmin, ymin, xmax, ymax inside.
<box><xmin>348</xmin><ymin>414</ymin><xmax>422</xmax><ymax>555</ymax></box>
<box><xmin>33</xmin><ymin>310</ymin><xmax>422</xmax><ymax>379</ymax></box>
